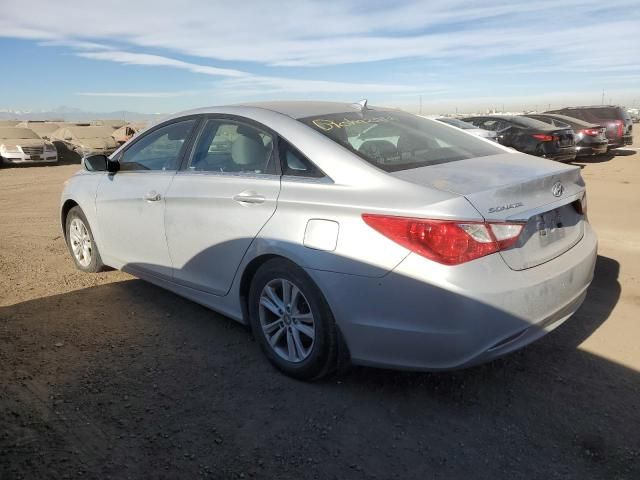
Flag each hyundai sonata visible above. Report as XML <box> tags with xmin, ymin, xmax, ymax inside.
<box><xmin>60</xmin><ymin>101</ymin><xmax>597</xmax><ymax>379</ymax></box>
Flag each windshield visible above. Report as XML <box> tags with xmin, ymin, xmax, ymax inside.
<box><xmin>299</xmin><ymin>110</ymin><xmax>503</xmax><ymax>172</ymax></box>
<box><xmin>437</xmin><ymin>118</ymin><xmax>476</xmax><ymax>130</ymax></box>
<box><xmin>0</xmin><ymin>127</ymin><xmax>41</xmax><ymax>140</ymax></box>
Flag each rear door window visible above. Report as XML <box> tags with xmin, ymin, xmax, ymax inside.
<box><xmin>188</xmin><ymin>119</ymin><xmax>275</xmax><ymax>174</ymax></box>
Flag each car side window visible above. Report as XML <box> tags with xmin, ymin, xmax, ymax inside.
<box><xmin>188</xmin><ymin>119</ymin><xmax>275</xmax><ymax>174</ymax></box>
<box><xmin>120</xmin><ymin>119</ymin><xmax>196</xmax><ymax>172</ymax></box>
<box><xmin>279</xmin><ymin>138</ymin><xmax>324</xmax><ymax>178</ymax></box>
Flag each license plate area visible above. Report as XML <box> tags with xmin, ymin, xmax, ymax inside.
<box><xmin>30</xmin><ymin>155</ymin><xmax>42</xmax><ymax>160</ymax></box>
<box><xmin>535</xmin><ymin>209</ymin><xmax>567</xmax><ymax>245</ymax></box>
<box><xmin>499</xmin><ymin>203</ymin><xmax>584</xmax><ymax>270</ymax></box>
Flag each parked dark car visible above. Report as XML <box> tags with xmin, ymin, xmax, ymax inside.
<box><xmin>462</xmin><ymin>115</ymin><xmax>576</xmax><ymax>162</ymax></box>
<box><xmin>435</xmin><ymin>117</ymin><xmax>497</xmax><ymax>140</ymax></box>
<box><xmin>545</xmin><ymin>106</ymin><xmax>632</xmax><ymax>149</ymax></box>
<box><xmin>523</xmin><ymin>113</ymin><xmax>607</xmax><ymax>157</ymax></box>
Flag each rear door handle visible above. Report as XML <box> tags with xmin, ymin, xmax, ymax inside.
<box><xmin>233</xmin><ymin>191</ymin><xmax>265</xmax><ymax>205</ymax></box>
<box><xmin>144</xmin><ymin>191</ymin><xmax>162</xmax><ymax>202</ymax></box>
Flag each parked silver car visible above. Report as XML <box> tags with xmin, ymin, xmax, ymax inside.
<box><xmin>60</xmin><ymin>101</ymin><xmax>597</xmax><ymax>379</ymax></box>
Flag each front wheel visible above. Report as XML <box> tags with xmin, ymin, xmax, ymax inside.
<box><xmin>248</xmin><ymin>258</ymin><xmax>338</xmax><ymax>380</ymax></box>
<box><xmin>65</xmin><ymin>206</ymin><xmax>105</xmax><ymax>272</ymax></box>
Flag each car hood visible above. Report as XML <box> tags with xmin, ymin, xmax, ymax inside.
<box><xmin>0</xmin><ymin>138</ymin><xmax>45</xmax><ymax>148</ymax></box>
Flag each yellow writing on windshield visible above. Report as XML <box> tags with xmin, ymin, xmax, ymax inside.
<box><xmin>312</xmin><ymin>116</ymin><xmax>395</xmax><ymax>132</ymax></box>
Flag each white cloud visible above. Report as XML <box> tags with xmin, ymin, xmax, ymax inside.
<box><xmin>73</xmin><ymin>50</ymin><xmax>434</xmax><ymax>96</ymax></box>
<box><xmin>76</xmin><ymin>90</ymin><xmax>205</xmax><ymax>98</ymax></box>
<box><xmin>0</xmin><ymin>0</ymin><xmax>638</xmax><ymax>107</ymax></box>
<box><xmin>0</xmin><ymin>0</ymin><xmax>637</xmax><ymax>68</ymax></box>
<box><xmin>77</xmin><ymin>51</ymin><xmax>247</xmax><ymax>78</ymax></box>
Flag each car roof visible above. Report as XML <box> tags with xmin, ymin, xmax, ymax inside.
<box><xmin>552</xmin><ymin>105</ymin><xmax>621</xmax><ymax>109</ymax></box>
<box><xmin>177</xmin><ymin>101</ymin><xmax>392</xmax><ymax>120</ymax></box>
<box><xmin>526</xmin><ymin>113</ymin><xmax>596</xmax><ymax>127</ymax></box>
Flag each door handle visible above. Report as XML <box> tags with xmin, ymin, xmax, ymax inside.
<box><xmin>144</xmin><ymin>191</ymin><xmax>162</xmax><ymax>202</ymax></box>
<box><xmin>233</xmin><ymin>192</ymin><xmax>265</xmax><ymax>205</ymax></box>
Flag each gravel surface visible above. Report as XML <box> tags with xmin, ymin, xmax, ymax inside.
<box><xmin>1</xmin><ymin>140</ymin><xmax>639</xmax><ymax>479</ymax></box>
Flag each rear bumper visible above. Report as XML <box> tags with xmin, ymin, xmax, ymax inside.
<box><xmin>308</xmin><ymin>223</ymin><xmax>598</xmax><ymax>371</ymax></box>
<box><xmin>576</xmin><ymin>143</ymin><xmax>608</xmax><ymax>157</ymax></box>
<box><xmin>608</xmin><ymin>135</ymin><xmax>633</xmax><ymax>149</ymax></box>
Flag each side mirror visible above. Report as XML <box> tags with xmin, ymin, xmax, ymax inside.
<box><xmin>107</xmin><ymin>158</ymin><xmax>120</xmax><ymax>173</ymax></box>
<box><xmin>64</xmin><ymin>136</ymin><xmax>73</xmax><ymax>141</ymax></box>
<box><xmin>84</xmin><ymin>154</ymin><xmax>120</xmax><ymax>173</ymax></box>
<box><xmin>84</xmin><ymin>154</ymin><xmax>108</xmax><ymax>172</ymax></box>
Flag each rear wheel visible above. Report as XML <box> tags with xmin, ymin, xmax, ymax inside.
<box><xmin>65</xmin><ymin>206</ymin><xmax>105</xmax><ymax>273</ymax></box>
<box><xmin>248</xmin><ymin>258</ymin><xmax>338</xmax><ymax>380</ymax></box>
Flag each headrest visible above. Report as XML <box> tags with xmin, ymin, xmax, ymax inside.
<box><xmin>231</xmin><ymin>134</ymin><xmax>266</xmax><ymax>165</ymax></box>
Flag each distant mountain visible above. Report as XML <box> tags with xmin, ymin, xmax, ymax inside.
<box><xmin>0</xmin><ymin>107</ymin><xmax>165</xmax><ymax>123</ymax></box>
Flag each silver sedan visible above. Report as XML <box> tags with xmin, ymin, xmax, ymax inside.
<box><xmin>60</xmin><ymin>101</ymin><xmax>597</xmax><ymax>379</ymax></box>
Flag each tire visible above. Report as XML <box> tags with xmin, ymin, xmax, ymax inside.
<box><xmin>65</xmin><ymin>206</ymin><xmax>105</xmax><ymax>273</ymax></box>
<box><xmin>248</xmin><ymin>258</ymin><xmax>338</xmax><ymax>380</ymax></box>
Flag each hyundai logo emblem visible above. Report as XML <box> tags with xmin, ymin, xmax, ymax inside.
<box><xmin>552</xmin><ymin>182</ymin><xmax>564</xmax><ymax>197</ymax></box>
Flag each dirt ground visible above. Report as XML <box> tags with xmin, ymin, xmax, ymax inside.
<box><xmin>1</xmin><ymin>137</ymin><xmax>639</xmax><ymax>479</ymax></box>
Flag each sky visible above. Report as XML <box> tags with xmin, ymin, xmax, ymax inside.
<box><xmin>0</xmin><ymin>0</ymin><xmax>638</xmax><ymax>115</ymax></box>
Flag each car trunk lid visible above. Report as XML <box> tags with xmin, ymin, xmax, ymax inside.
<box><xmin>390</xmin><ymin>153</ymin><xmax>586</xmax><ymax>270</ymax></box>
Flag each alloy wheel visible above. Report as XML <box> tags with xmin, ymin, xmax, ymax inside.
<box><xmin>258</xmin><ymin>278</ymin><xmax>316</xmax><ymax>363</ymax></box>
<box><xmin>69</xmin><ymin>217</ymin><xmax>92</xmax><ymax>267</ymax></box>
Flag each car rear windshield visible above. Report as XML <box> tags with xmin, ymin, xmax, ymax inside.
<box><xmin>299</xmin><ymin>111</ymin><xmax>503</xmax><ymax>172</ymax></box>
<box><xmin>555</xmin><ymin>107</ymin><xmax>623</xmax><ymax>122</ymax></box>
<box><xmin>437</xmin><ymin>118</ymin><xmax>476</xmax><ymax>130</ymax></box>
<box><xmin>509</xmin><ymin>116</ymin><xmax>556</xmax><ymax>129</ymax></box>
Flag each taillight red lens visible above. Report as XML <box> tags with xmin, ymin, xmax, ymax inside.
<box><xmin>532</xmin><ymin>134</ymin><xmax>554</xmax><ymax>142</ymax></box>
<box><xmin>362</xmin><ymin>214</ymin><xmax>524</xmax><ymax>265</ymax></box>
<box><xmin>581</xmin><ymin>128</ymin><xmax>600</xmax><ymax>136</ymax></box>
<box><xmin>614</xmin><ymin>120</ymin><xmax>623</xmax><ymax>137</ymax></box>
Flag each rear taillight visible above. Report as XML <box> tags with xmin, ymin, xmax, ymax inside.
<box><xmin>580</xmin><ymin>128</ymin><xmax>601</xmax><ymax>136</ymax></box>
<box><xmin>574</xmin><ymin>192</ymin><xmax>588</xmax><ymax>220</ymax></box>
<box><xmin>614</xmin><ymin>120</ymin><xmax>623</xmax><ymax>137</ymax></box>
<box><xmin>362</xmin><ymin>214</ymin><xmax>524</xmax><ymax>265</ymax></box>
<box><xmin>532</xmin><ymin>134</ymin><xmax>555</xmax><ymax>142</ymax></box>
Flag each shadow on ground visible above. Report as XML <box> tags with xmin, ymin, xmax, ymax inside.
<box><xmin>1</xmin><ymin>256</ymin><xmax>638</xmax><ymax>479</ymax></box>
<box><xmin>572</xmin><ymin>148</ymin><xmax>637</xmax><ymax>167</ymax></box>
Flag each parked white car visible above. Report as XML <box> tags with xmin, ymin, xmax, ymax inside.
<box><xmin>0</xmin><ymin>127</ymin><xmax>58</xmax><ymax>166</ymax></box>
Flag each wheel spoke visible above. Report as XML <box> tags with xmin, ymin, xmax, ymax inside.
<box><xmin>264</xmin><ymin>285</ymin><xmax>284</xmax><ymax>310</ymax></box>
<box><xmin>269</xmin><ymin>325</ymin><xmax>286</xmax><ymax>347</ymax></box>
<box><xmin>290</xmin><ymin>285</ymin><xmax>300</xmax><ymax>312</ymax></box>
<box><xmin>262</xmin><ymin>318</ymin><xmax>282</xmax><ymax>335</ymax></box>
<box><xmin>294</xmin><ymin>322</ymin><xmax>314</xmax><ymax>340</ymax></box>
<box><xmin>286</xmin><ymin>328</ymin><xmax>297</xmax><ymax>361</ymax></box>
<box><xmin>291</xmin><ymin>327</ymin><xmax>307</xmax><ymax>358</ymax></box>
<box><xmin>72</xmin><ymin>243</ymin><xmax>81</xmax><ymax>255</ymax></box>
<box><xmin>291</xmin><ymin>311</ymin><xmax>313</xmax><ymax>323</ymax></box>
<box><xmin>260</xmin><ymin>296</ymin><xmax>281</xmax><ymax>316</ymax></box>
<box><xmin>281</xmin><ymin>279</ymin><xmax>291</xmax><ymax>306</ymax></box>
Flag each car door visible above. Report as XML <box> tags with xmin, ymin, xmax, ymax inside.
<box><xmin>95</xmin><ymin>117</ymin><xmax>198</xmax><ymax>278</ymax></box>
<box><xmin>164</xmin><ymin>116</ymin><xmax>281</xmax><ymax>295</ymax></box>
